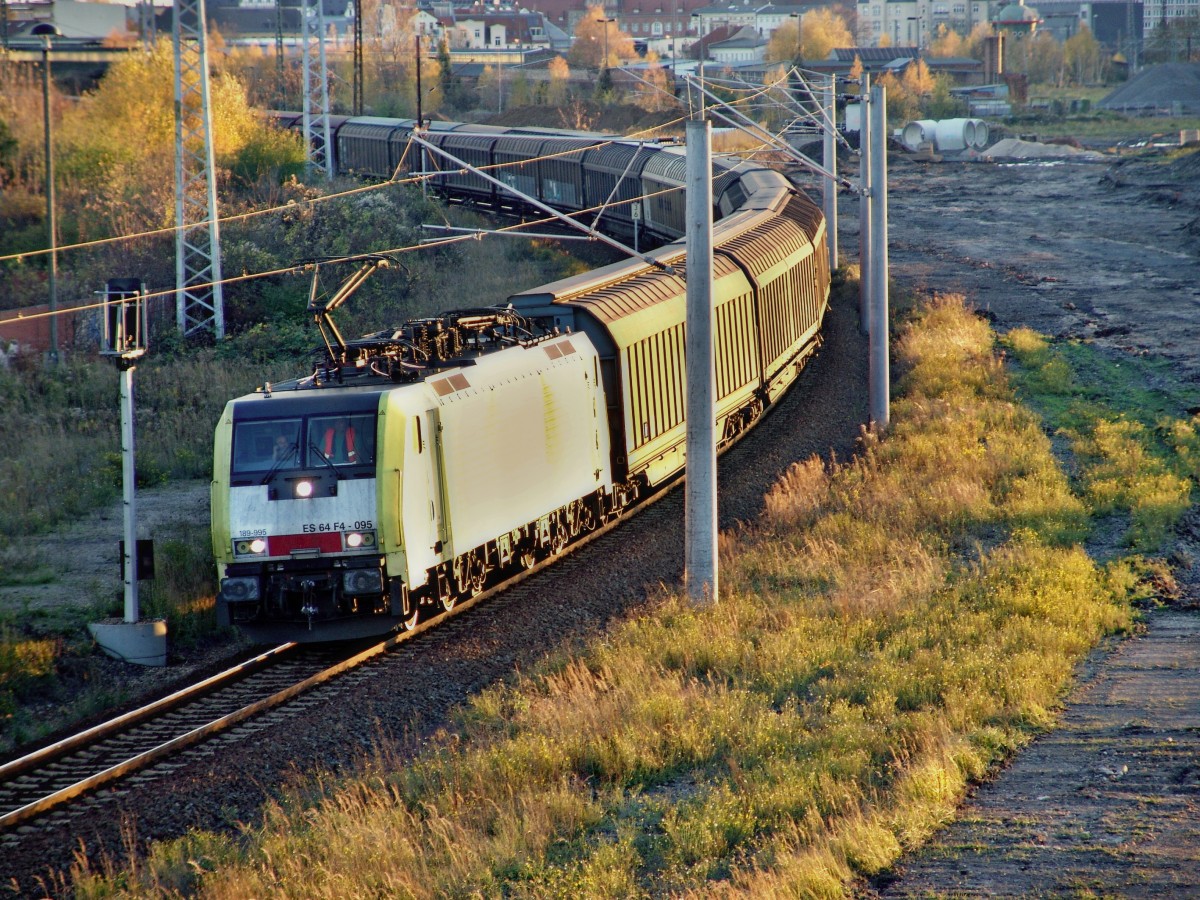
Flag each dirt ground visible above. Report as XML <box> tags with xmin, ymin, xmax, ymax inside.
<box><xmin>850</xmin><ymin>143</ymin><xmax>1200</xmax><ymax>896</ymax></box>
<box><xmin>0</xmin><ymin>480</ymin><xmax>212</xmax><ymax>617</ymax></box>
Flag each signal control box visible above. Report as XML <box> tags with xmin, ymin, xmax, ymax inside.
<box><xmin>100</xmin><ymin>277</ymin><xmax>147</xmax><ymax>363</ymax></box>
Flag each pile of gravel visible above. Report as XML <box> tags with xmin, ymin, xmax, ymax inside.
<box><xmin>981</xmin><ymin>137</ymin><xmax>1106</xmax><ymax>160</ymax></box>
<box><xmin>1099</xmin><ymin>63</ymin><xmax>1200</xmax><ymax>115</ymax></box>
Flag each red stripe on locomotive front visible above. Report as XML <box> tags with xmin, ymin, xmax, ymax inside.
<box><xmin>267</xmin><ymin>533</ymin><xmax>343</xmax><ymax>555</ymax></box>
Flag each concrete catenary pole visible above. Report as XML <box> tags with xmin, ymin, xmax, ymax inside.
<box><xmin>869</xmin><ymin>82</ymin><xmax>890</xmax><ymax>428</ymax></box>
<box><xmin>685</xmin><ymin>118</ymin><xmax>717</xmax><ymax>606</ymax></box>
<box><xmin>858</xmin><ymin>73</ymin><xmax>871</xmax><ymax>334</ymax></box>
<box><xmin>120</xmin><ymin>365</ymin><xmax>139</xmax><ymax>623</ymax></box>
<box><xmin>823</xmin><ymin>74</ymin><xmax>838</xmax><ymax>272</ymax></box>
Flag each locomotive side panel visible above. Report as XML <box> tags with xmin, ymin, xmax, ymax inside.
<box><xmin>376</xmin><ymin>387</ymin><xmax>443</xmax><ymax>591</ymax></box>
<box><xmin>431</xmin><ymin>336</ymin><xmax>613</xmax><ymax>558</ymax></box>
<box><xmin>211</xmin><ymin>401</ymin><xmax>236</xmax><ymax>575</ymax></box>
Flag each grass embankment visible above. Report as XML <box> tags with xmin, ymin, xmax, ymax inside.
<box><xmin>72</xmin><ymin>292</ymin><xmax>1197</xmax><ymax>897</ymax></box>
<box><xmin>1009</xmin><ymin>109</ymin><xmax>1200</xmax><ymax>143</ymax></box>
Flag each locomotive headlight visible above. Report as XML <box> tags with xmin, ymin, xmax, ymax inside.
<box><xmin>294</xmin><ymin>480</ymin><xmax>314</xmax><ymax>499</ymax></box>
<box><xmin>234</xmin><ymin>539</ymin><xmax>268</xmax><ymax>557</ymax></box>
<box><xmin>342</xmin><ymin>568</ymin><xmax>383</xmax><ymax>594</ymax></box>
<box><xmin>344</xmin><ymin>531</ymin><xmax>376</xmax><ymax>549</ymax></box>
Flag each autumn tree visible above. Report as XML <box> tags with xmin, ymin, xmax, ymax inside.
<box><xmin>1063</xmin><ymin>25</ymin><xmax>1101</xmax><ymax>85</ymax></box>
<box><xmin>569</xmin><ymin>7</ymin><xmax>635</xmax><ymax>69</ymax></box>
<box><xmin>634</xmin><ymin>51</ymin><xmax>676</xmax><ymax>112</ymax></box>
<box><xmin>1017</xmin><ymin>32</ymin><xmax>1065</xmax><ymax>84</ymax></box>
<box><xmin>847</xmin><ymin>54</ymin><xmax>864</xmax><ymax>95</ymax></box>
<box><xmin>765</xmin><ymin>19</ymin><xmax>800</xmax><ymax>63</ymax></box>
<box><xmin>901</xmin><ymin>58</ymin><xmax>935</xmax><ymax>99</ymax></box>
<box><xmin>760</xmin><ymin>64</ymin><xmax>794</xmax><ymax>129</ymax></box>
<box><xmin>477</xmin><ymin>65</ymin><xmax>503</xmax><ymax>113</ymax></box>
<box><xmin>0</xmin><ymin>38</ymin><xmax>304</xmax><ymax>309</ymax></box>
<box><xmin>928</xmin><ymin>25</ymin><xmax>967</xmax><ymax>57</ymax></box>
<box><xmin>876</xmin><ymin>71</ymin><xmax>917</xmax><ymax>121</ymax></box>
<box><xmin>509</xmin><ymin>71</ymin><xmax>534</xmax><ymax>108</ymax></box>
<box><xmin>800</xmin><ymin>8</ymin><xmax>853</xmax><ymax>61</ymax></box>
<box><xmin>964</xmin><ymin>22</ymin><xmax>996</xmax><ymax>58</ymax></box>
<box><xmin>767</xmin><ymin>9</ymin><xmax>850</xmax><ymax>62</ymax></box>
<box><xmin>361</xmin><ymin>5</ymin><xmax>445</xmax><ymax>117</ymax></box>
<box><xmin>545</xmin><ymin>56</ymin><xmax>571</xmax><ymax>105</ymax></box>
<box><xmin>53</xmin><ymin>39</ymin><xmax>290</xmax><ymax>237</ymax></box>
<box><xmin>439</xmin><ymin>39</ymin><xmax>476</xmax><ymax>112</ymax></box>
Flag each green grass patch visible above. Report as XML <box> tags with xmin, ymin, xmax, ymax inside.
<box><xmin>1002</xmin><ymin>326</ymin><xmax>1200</xmax><ymax>552</ymax></box>
<box><xmin>73</xmin><ymin>291</ymin><xmax>1179</xmax><ymax>898</ymax></box>
<box><xmin>0</xmin><ymin>522</ymin><xmax>229</xmax><ymax>750</ymax></box>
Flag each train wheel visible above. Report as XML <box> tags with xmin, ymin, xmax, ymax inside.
<box><xmin>518</xmin><ymin>544</ymin><xmax>537</xmax><ymax>570</ymax></box>
<box><xmin>454</xmin><ymin>551</ymin><xmax>487</xmax><ymax>598</ymax></box>
<box><xmin>549</xmin><ymin>513</ymin><xmax>568</xmax><ymax>556</ymax></box>
<box><xmin>437</xmin><ymin>570</ymin><xmax>456</xmax><ymax>613</ymax></box>
<box><xmin>402</xmin><ymin>606</ymin><xmax>421</xmax><ymax>631</ymax></box>
<box><xmin>465</xmin><ymin>551</ymin><xmax>487</xmax><ymax>597</ymax></box>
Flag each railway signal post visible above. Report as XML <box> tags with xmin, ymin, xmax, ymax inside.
<box><xmin>88</xmin><ymin>280</ymin><xmax>167</xmax><ymax>667</ymax></box>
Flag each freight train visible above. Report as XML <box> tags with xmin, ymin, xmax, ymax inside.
<box><xmin>213</xmin><ymin>115</ymin><xmax>830</xmax><ymax>643</ymax></box>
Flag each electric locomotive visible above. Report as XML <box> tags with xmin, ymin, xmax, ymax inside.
<box><xmin>213</xmin><ymin>310</ymin><xmax>614</xmax><ymax>641</ymax></box>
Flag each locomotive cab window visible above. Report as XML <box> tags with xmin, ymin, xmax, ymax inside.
<box><xmin>232</xmin><ymin>419</ymin><xmax>302</xmax><ymax>474</ymax></box>
<box><xmin>309</xmin><ymin>414</ymin><xmax>376</xmax><ymax>467</ymax></box>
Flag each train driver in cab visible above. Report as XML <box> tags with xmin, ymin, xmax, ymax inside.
<box><xmin>273</xmin><ymin>433</ymin><xmax>296</xmax><ymax>463</ymax></box>
<box><xmin>323</xmin><ymin>417</ymin><xmax>358</xmax><ymax>464</ymax></box>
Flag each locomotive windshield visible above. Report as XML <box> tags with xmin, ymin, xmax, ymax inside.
<box><xmin>231</xmin><ymin>414</ymin><xmax>376</xmax><ymax>475</ymax></box>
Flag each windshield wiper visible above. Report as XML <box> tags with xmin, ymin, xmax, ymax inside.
<box><xmin>308</xmin><ymin>441</ymin><xmax>344</xmax><ymax>480</ymax></box>
<box><xmin>259</xmin><ymin>442</ymin><xmax>299</xmax><ymax>485</ymax></box>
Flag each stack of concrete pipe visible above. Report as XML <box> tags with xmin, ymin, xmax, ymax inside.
<box><xmin>900</xmin><ymin>118</ymin><xmax>990</xmax><ymax>152</ymax></box>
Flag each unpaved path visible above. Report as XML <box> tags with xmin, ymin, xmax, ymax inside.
<box><xmin>876</xmin><ymin>608</ymin><xmax>1200</xmax><ymax>898</ymax></box>
<box><xmin>0</xmin><ymin>480</ymin><xmax>211</xmax><ymax>615</ymax></box>
<box><xmin>855</xmin><ymin>147</ymin><xmax>1200</xmax><ymax>897</ymax></box>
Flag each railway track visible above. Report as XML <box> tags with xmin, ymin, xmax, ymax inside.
<box><xmin>0</xmin><ymin>642</ymin><xmax>340</xmax><ymax>831</ymax></box>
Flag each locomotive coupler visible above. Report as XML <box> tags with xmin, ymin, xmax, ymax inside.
<box><xmin>300</xmin><ymin>578</ymin><xmax>318</xmax><ymax>628</ymax></box>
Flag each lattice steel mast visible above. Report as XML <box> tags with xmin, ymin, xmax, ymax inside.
<box><xmin>301</xmin><ymin>0</ymin><xmax>333</xmax><ymax>180</ymax></box>
<box><xmin>173</xmin><ymin>0</ymin><xmax>225</xmax><ymax>338</ymax></box>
